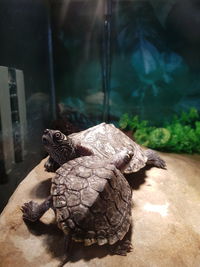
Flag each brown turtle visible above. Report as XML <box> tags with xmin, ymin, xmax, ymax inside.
<box><xmin>21</xmin><ymin>150</ymin><xmax>133</xmax><ymax>257</ymax></box>
<box><xmin>43</xmin><ymin>123</ymin><xmax>166</xmax><ymax>173</ymax></box>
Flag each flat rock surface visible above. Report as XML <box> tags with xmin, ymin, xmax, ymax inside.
<box><xmin>1</xmin><ymin>153</ymin><xmax>200</xmax><ymax>267</ymax></box>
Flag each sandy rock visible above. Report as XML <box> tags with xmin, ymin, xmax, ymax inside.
<box><xmin>0</xmin><ymin>153</ymin><xmax>200</xmax><ymax>267</ymax></box>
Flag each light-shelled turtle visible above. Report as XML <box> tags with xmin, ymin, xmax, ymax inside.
<box><xmin>43</xmin><ymin>123</ymin><xmax>166</xmax><ymax>173</ymax></box>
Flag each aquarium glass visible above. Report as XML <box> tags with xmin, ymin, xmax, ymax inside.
<box><xmin>0</xmin><ymin>0</ymin><xmax>54</xmax><ymax>211</ymax></box>
<box><xmin>51</xmin><ymin>0</ymin><xmax>200</xmax><ymax>126</ymax></box>
<box><xmin>50</xmin><ymin>0</ymin><xmax>105</xmax><ymax>127</ymax></box>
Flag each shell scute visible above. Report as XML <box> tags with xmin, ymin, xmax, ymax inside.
<box><xmin>94</xmin><ymin>215</ymin><xmax>109</xmax><ymax>231</ymax></box>
<box><xmin>105</xmin><ymin>164</ymin><xmax>116</xmax><ymax>172</ymax></box>
<box><xmin>59</xmin><ymin>221</ymin><xmax>70</xmax><ymax>234</ymax></box>
<box><xmin>51</xmin><ymin>183</ymin><xmax>65</xmax><ymax>196</ymax></box>
<box><xmin>64</xmin><ymin>190</ymin><xmax>80</xmax><ymax>207</ymax></box>
<box><xmin>56</xmin><ymin>164</ymin><xmax>71</xmax><ymax>176</ymax></box>
<box><xmin>100</xmin><ymin>183</ymin><xmax>114</xmax><ymax>201</ymax></box>
<box><xmin>53</xmin><ymin>195</ymin><xmax>66</xmax><ymax>208</ymax></box>
<box><xmin>84</xmin><ymin>231</ymin><xmax>96</xmax><ymax>246</ymax></box>
<box><xmin>81</xmin><ymin>187</ymin><xmax>99</xmax><ymax>207</ymax></box>
<box><xmin>115</xmin><ymin>192</ymin><xmax>127</xmax><ymax>214</ymax></box>
<box><xmin>88</xmin><ymin>175</ymin><xmax>106</xmax><ymax>192</ymax></box>
<box><xmin>67</xmin><ymin>175</ymin><xmax>88</xmax><ymax>191</ymax></box>
<box><xmin>79</xmin><ymin>168</ymin><xmax>92</xmax><ymax>178</ymax></box>
<box><xmin>81</xmin><ymin>156</ymin><xmax>99</xmax><ymax>168</ymax></box>
<box><xmin>108</xmin><ymin>232</ymin><xmax>119</xmax><ymax>245</ymax></box>
<box><xmin>75</xmin><ymin>165</ymin><xmax>90</xmax><ymax>175</ymax></box>
<box><xmin>52</xmin><ymin>173</ymin><xmax>61</xmax><ymax>185</ymax></box>
<box><xmin>108</xmin><ymin>176</ymin><xmax>117</xmax><ymax>190</ymax></box>
<box><xmin>106</xmin><ymin>203</ymin><xmax>122</xmax><ymax>226</ymax></box>
<box><xmin>68</xmin><ymin>159</ymin><xmax>79</xmax><ymax>166</ymax></box>
<box><xmin>69</xmin><ymin>205</ymin><xmax>95</xmax><ymax>230</ymax></box>
<box><xmin>94</xmin><ymin>168</ymin><xmax>114</xmax><ymax>179</ymax></box>
<box><xmin>97</xmin><ymin>237</ymin><xmax>108</xmax><ymax>246</ymax></box>
<box><xmin>117</xmin><ymin>217</ymin><xmax>131</xmax><ymax>241</ymax></box>
<box><xmin>90</xmin><ymin>196</ymin><xmax>107</xmax><ymax>214</ymax></box>
<box><xmin>121</xmin><ymin>187</ymin><xmax>131</xmax><ymax>203</ymax></box>
<box><xmin>56</xmin><ymin>207</ymin><xmax>69</xmax><ymax>222</ymax></box>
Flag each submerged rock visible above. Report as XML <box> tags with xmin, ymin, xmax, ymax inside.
<box><xmin>0</xmin><ymin>154</ymin><xmax>200</xmax><ymax>266</ymax></box>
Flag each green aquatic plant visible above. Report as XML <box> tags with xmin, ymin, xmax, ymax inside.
<box><xmin>119</xmin><ymin>113</ymin><xmax>148</xmax><ymax>131</ymax></box>
<box><xmin>149</xmin><ymin>128</ymin><xmax>171</xmax><ymax>149</ymax></box>
<box><xmin>119</xmin><ymin>108</ymin><xmax>200</xmax><ymax>153</ymax></box>
<box><xmin>171</xmin><ymin>107</ymin><xmax>199</xmax><ymax>125</ymax></box>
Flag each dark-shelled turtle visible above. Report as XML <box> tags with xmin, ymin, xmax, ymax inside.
<box><xmin>22</xmin><ymin>150</ymin><xmax>133</xmax><ymax>257</ymax></box>
<box><xmin>43</xmin><ymin>123</ymin><xmax>166</xmax><ymax>173</ymax></box>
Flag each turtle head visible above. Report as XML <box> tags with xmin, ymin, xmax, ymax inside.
<box><xmin>42</xmin><ymin>129</ymin><xmax>75</xmax><ymax>165</ymax></box>
<box><xmin>112</xmin><ymin>150</ymin><xmax>134</xmax><ymax>172</ymax></box>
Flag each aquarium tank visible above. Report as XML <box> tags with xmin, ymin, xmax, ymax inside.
<box><xmin>0</xmin><ymin>0</ymin><xmax>200</xmax><ymax>210</ymax></box>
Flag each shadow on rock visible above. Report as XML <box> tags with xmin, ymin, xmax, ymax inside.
<box><xmin>24</xmin><ymin>219</ymin><xmax>65</xmax><ymax>259</ymax></box>
<box><xmin>125</xmin><ymin>165</ymin><xmax>152</xmax><ymax>190</ymax></box>
<box><xmin>70</xmin><ymin>226</ymin><xmax>133</xmax><ymax>263</ymax></box>
<box><xmin>23</xmin><ymin>219</ymin><xmax>133</xmax><ymax>265</ymax></box>
<box><xmin>30</xmin><ymin>178</ymin><xmax>52</xmax><ymax>199</ymax></box>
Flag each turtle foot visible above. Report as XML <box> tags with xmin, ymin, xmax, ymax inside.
<box><xmin>110</xmin><ymin>239</ymin><xmax>133</xmax><ymax>256</ymax></box>
<box><xmin>21</xmin><ymin>196</ymin><xmax>52</xmax><ymax>222</ymax></box>
<box><xmin>21</xmin><ymin>201</ymin><xmax>42</xmax><ymax>222</ymax></box>
<box><xmin>145</xmin><ymin>149</ymin><xmax>166</xmax><ymax>169</ymax></box>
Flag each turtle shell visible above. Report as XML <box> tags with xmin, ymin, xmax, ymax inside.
<box><xmin>70</xmin><ymin>123</ymin><xmax>147</xmax><ymax>174</ymax></box>
<box><xmin>51</xmin><ymin>156</ymin><xmax>132</xmax><ymax>246</ymax></box>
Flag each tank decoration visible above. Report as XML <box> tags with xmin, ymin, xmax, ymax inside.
<box><xmin>119</xmin><ymin>108</ymin><xmax>200</xmax><ymax>154</ymax></box>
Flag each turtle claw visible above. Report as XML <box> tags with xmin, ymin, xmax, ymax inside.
<box><xmin>21</xmin><ymin>201</ymin><xmax>41</xmax><ymax>222</ymax></box>
<box><xmin>157</xmin><ymin>158</ymin><xmax>167</xmax><ymax>169</ymax></box>
<box><xmin>111</xmin><ymin>239</ymin><xmax>133</xmax><ymax>256</ymax></box>
<box><xmin>145</xmin><ymin>149</ymin><xmax>167</xmax><ymax>169</ymax></box>
<box><xmin>150</xmin><ymin>156</ymin><xmax>166</xmax><ymax>169</ymax></box>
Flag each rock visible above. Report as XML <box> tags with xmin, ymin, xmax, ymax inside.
<box><xmin>1</xmin><ymin>154</ymin><xmax>200</xmax><ymax>267</ymax></box>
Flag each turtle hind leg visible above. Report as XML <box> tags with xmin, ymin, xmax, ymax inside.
<box><xmin>145</xmin><ymin>149</ymin><xmax>166</xmax><ymax>169</ymax></box>
<box><xmin>21</xmin><ymin>196</ymin><xmax>52</xmax><ymax>222</ymax></box>
<box><xmin>110</xmin><ymin>239</ymin><xmax>133</xmax><ymax>256</ymax></box>
<box><xmin>59</xmin><ymin>234</ymin><xmax>73</xmax><ymax>267</ymax></box>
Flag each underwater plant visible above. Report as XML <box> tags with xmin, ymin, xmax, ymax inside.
<box><xmin>119</xmin><ymin>108</ymin><xmax>200</xmax><ymax>154</ymax></box>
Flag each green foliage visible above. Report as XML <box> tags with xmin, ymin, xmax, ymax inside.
<box><xmin>119</xmin><ymin>108</ymin><xmax>200</xmax><ymax>153</ymax></box>
<box><xmin>119</xmin><ymin>113</ymin><xmax>148</xmax><ymax>131</ymax></box>
<box><xmin>149</xmin><ymin>128</ymin><xmax>171</xmax><ymax>149</ymax></box>
<box><xmin>171</xmin><ymin>107</ymin><xmax>199</xmax><ymax>125</ymax></box>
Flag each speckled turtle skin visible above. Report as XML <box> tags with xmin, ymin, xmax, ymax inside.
<box><xmin>43</xmin><ymin>123</ymin><xmax>166</xmax><ymax>174</ymax></box>
<box><xmin>52</xmin><ymin>155</ymin><xmax>132</xmax><ymax>246</ymax></box>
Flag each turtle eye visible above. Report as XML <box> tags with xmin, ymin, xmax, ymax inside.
<box><xmin>54</xmin><ymin>132</ymin><xmax>61</xmax><ymax>139</ymax></box>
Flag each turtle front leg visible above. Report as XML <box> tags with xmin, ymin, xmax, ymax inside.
<box><xmin>145</xmin><ymin>149</ymin><xmax>166</xmax><ymax>169</ymax></box>
<box><xmin>21</xmin><ymin>196</ymin><xmax>53</xmax><ymax>222</ymax></box>
<box><xmin>44</xmin><ymin>157</ymin><xmax>60</xmax><ymax>172</ymax></box>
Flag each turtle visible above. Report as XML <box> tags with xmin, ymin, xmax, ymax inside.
<box><xmin>42</xmin><ymin>123</ymin><xmax>166</xmax><ymax>173</ymax></box>
<box><xmin>21</xmin><ymin>149</ymin><xmax>133</xmax><ymax>258</ymax></box>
